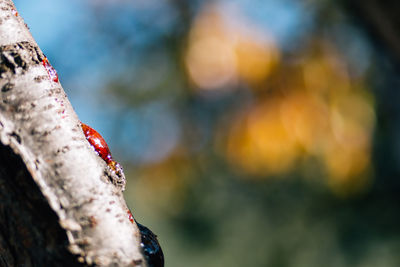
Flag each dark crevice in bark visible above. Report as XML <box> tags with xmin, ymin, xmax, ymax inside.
<box><xmin>0</xmin><ymin>41</ymin><xmax>42</xmax><ymax>77</ymax></box>
<box><xmin>1</xmin><ymin>83</ymin><xmax>13</xmax><ymax>93</ymax></box>
<box><xmin>0</xmin><ymin>144</ymin><xmax>84</xmax><ymax>267</ymax></box>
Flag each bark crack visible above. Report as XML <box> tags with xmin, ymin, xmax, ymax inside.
<box><xmin>0</xmin><ymin>41</ymin><xmax>42</xmax><ymax>77</ymax></box>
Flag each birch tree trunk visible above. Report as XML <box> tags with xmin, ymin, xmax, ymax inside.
<box><xmin>0</xmin><ymin>1</ymin><xmax>146</xmax><ymax>266</ymax></box>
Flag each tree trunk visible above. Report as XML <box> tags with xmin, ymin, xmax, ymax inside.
<box><xmin>0</xmin><ymin>1</ymin><xmax>146</xmax><ymax>266</ymax></box>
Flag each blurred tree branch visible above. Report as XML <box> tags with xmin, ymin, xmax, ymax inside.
<box><xmin>346</xmin><ymin>0</ymin><xmax>400</xmax><ymax>63</ymax></box>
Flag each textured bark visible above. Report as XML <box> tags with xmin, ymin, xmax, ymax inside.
<box><xmin>0</xmin><ymin>1</ymin><xmax>145</xmax><ymax>266</ymax></box>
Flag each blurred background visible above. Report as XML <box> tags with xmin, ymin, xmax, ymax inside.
<box><xmin>13</xmin><ymin>0</ymin><xmax>400</xmax><ymax>266</ymax></box>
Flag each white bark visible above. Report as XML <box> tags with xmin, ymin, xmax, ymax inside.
<box><xmin>0</xmin><ymin>1</ymin><xmax>145</xmax><ymax>266</ymax></box>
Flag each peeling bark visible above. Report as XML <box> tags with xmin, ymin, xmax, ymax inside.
<box><xmin>0</xmin><ymin>1</ymin><xmax>146</xmax><ymax>266</ymax></box>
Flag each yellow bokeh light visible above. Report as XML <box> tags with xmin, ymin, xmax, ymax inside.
<box><xmin>235</xmin><ymin>39</ymin><xmax>278</xmax><ymax>84</ymax></box>
<box><xmin>186</xmin><ymin>36</ymin><xmax>237</xmax><ymax>90</ymax></box>
<box><xmin>280</xmin><ymin>91</ymin><xmax>330</xmax><ymax>154</ymax></box>
<box><xmin>185</xmin><ymin>4</ymin><xmax>279</xmax><ymax>91</ymax></box>
<box><xmin>226</xmin><ymin>100</ymin><xmax>299</xmax><ymax>176</ymax></box>
<box><xmin>221</xmin><ymin>41</ymin><xmax>375</xmax><ymax>193</ymax></box>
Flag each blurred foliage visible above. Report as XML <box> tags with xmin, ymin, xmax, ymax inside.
<box><xmin>15</xmin><ymin>0</ymin><xmax>400</xmax><ymax>266</ymax></box>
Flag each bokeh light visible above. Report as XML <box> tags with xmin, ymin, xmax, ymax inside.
<box><xmin>225</xmin><ymin>99</ymin><xmax>299</xmax><ymax>176</ymax></box>
<box><xmin>185</xmin><ymin>4</ymin><xmax>279</xmax><ymax>91</ymax></box>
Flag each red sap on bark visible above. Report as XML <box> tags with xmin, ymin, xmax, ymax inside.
<box><xmin>81</xmin><ymin>123</ymin><xmax>124</xmax><ymax>177</ymax></box>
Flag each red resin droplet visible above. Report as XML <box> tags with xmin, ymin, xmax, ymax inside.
<box><xmin>127</xmin><ymin>209</ymin><xmax>134</xmax><ymax>223</ymax></box>
<box><xmin>81</xmin><ymin>123</ymin><xmax>124</xmax><ymax>178</ymax></box>
<box><xmin>42</xmin><ymin>57</ymin><xmax>59</xmax><ymax>83</ymax></box>
<box><xmin>81</xmin><ymin>123</ymin><xmax>113</xmax><ymax>164</ymax></box>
